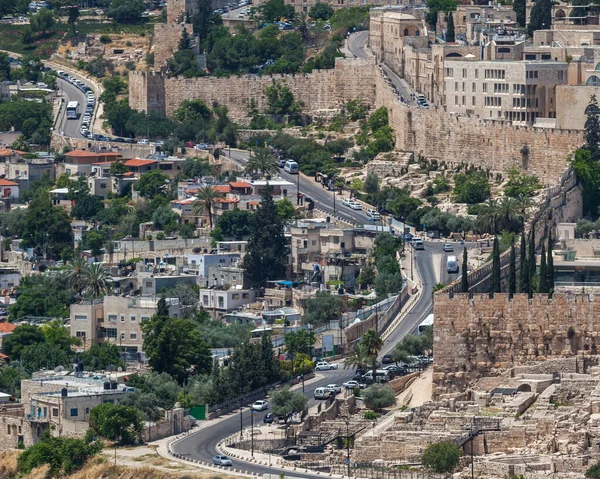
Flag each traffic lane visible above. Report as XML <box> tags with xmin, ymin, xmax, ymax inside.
<box><xmin>380</xmin><ymin>63</ymin><xmax>417</xmax><ymax>107</ymax></box>
<box><xmin>57</xmin><ymin>78</ymin><xmax>87</xmax><ymax>138</ymax></box>
<box><xmin>172</xmin><ymin>369</ymin><xmax>354</xmax><ymax>475</ymax></box>
<box><xmin>347</xmin><ymin>31</ymin><xmax>369</xmax><ymax>58</ymax></box>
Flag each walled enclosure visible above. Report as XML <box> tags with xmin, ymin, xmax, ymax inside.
<box><xmin>433</xmin><ymin>293</ymin><xmax>600</xmax><ymax>397</ymax></box>
<box><xmin>128</xmin><ymin>58</ymin><xmax>378</xmax><ymax>123</ymax></box>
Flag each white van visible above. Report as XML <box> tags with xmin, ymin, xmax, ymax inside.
<box><xmin>284</xmin><ymin>160</ymin><xmax>299</xmax><ymax>174</ymax></box>
<box><xmin>314</xmin><ymin>387</ymin><xmax>331</xmax><ymax>400</ymax></box>
<box><xmin>363</xmin><ymin>369</ymin><xmax>391</xmax><ymax>383</ymax></box>
<box><xmin>447</xmin><ymin>255</ymin><xmax>459</xmax><ymax>273</ymax></box>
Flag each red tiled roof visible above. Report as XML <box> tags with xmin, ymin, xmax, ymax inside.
<box><xmin>230</xmin><ymin>181</ymin><xmax>251</xmax><ymax>189</ymax></box>
<box><xmin>124</xmin><ymin>159</ymin><xmax>158</xmax><ymax>167</ymax></box>
<box><xmin>123</xmin><ymin>172</ymin><xmax>135</xmax><ymax>177</ymax></box>
<box><xmin>65</xmin><ymin>150</ymin><xmax>98</xmax><ymax>157</ymax></box>
<box><xmin>0</xmin><ymin>179</ymin><xmax>18</xmax><ymax>186</ymax></box>
<box><xmin>214</xmin><ymin>185</ymin><xmax>231</xmax><ymax>194</ymax></box>
<box><xmin>215</xmin><ymin>198</ymin><xmax>238</xmax><ymax>203</ymax></box>
<box><xmin>0</xmin><ymin>149</ymin><xmax>14</xmax><ymax>157</ymax></box>
<box><xmin>13</xmin><ymin>150</ymin><xmax>27</xmax><ymax>155</ymax></box>
<box><xmin>0</xmin><ymin>352</ymin><xmax>8</xmax><ymax>359</ymax></box>
<box><xmin>99</xmin><ymin>152</ymin><xmax>122</xmax><ymax>157</ymax></box>
<box><xmin>0</xmin><ymin>323</ymin><xmax>16</xmax><ymax>333</ymax></box>
<box><xmin>248</xmin><ymin>201</ymin><xmax>259</xmax><ymax>206</ymax></box>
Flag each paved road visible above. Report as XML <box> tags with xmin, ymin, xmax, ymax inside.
<box><xmin>57</xmin><ymin>77</ymin><xmax>88</xmax><ymax>139</ymax></box>
<box><xmin>226</xmin><ymin>150</ymin><xmax>372</xmax><ymax>225</ymax></box>
<box><xmin>347</xmin><ymin>31</ymin><xmax>369</xmax><ymax>58</ymax></box>
<box><xmin>380</xmin><ymin>63</ymin><xmax>418</xmax><ymax>107</ymax></box>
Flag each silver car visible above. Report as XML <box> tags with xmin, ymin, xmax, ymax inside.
<box><xmin>213</xmin><ymin>455</ymin><xmax>232</xmax><ymax>466</ymax></box>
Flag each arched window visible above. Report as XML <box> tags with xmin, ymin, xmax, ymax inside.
<box><xmin>587</xmin><ymin>75</ymin><xmax>600</xmax><ymax>86</ymax></box>
<box><xmin>415</xmin><ymin>29</ymin><xmax>420</xmax><ymax>36</ymax></box>
<box><xmin>404</xmin><ymin>28</ymin><xmax>409</xmax><ymax>35</ymax></box>
<box><xmin>595</xmin><ymin>62</ymin><xmax>600</xmax><ymax>71</ymax></box>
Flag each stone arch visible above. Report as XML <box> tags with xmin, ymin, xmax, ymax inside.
<box><xmin>554</xmin><ymin>9</ymin><xmax>566</xmax><ymax>20</ymax></box>
<box><xmin>517</xmin><ymin>383</ymin><xmax>532</xmax><ymax>392</ymax></box>
<box><xmin>587</xmin><ymin>75</ymin><xmax>600</xmax><ymax>86</ymax></box>
<box><xmin>404</xmin><ymin>28</ymin><xmax>409</xmax><ymax>35</ymax></box>
<box><xmin>446</xmin><ymin>52</ymin><xmax>462</xmax><ymax>57</ymax></box>
<box><xmin>595</xmin><ymin>62</ymin><xmax>600</xmax><ymax>71</ymax></box>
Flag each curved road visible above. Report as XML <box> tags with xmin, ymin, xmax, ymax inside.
<box><xmin>57</xmin><ymin>77</ymin><xmax>88</xmax><ymax>139</ymax></box>
<box><xmin>347</xmin><ymin>31</ymin><xmax>370</xmax><ymax>59</ymax></box>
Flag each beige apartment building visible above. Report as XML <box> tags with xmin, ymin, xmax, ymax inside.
<box><xmin>444</xmin><ymin>59</ymin><xmax>568</xmax><ymax>123</ymax></box>
<box><xmin>70</xmin><ymin>296</ymin><xmax>180</xmax><ymax>356</ymax></box>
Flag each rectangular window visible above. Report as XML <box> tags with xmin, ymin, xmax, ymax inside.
<box><xmin>107</xmin><ymin>328</ymin><xmax>117</xmax><ymax>338</ymax></box>
<box><xmin>141</xmin><ymin>316</ymin><xmax>149</xmax><ymax>322</ymax></box>
<box><xmin>120</xmin><ymin>333</ymin><xmax>125</xmax><ymax>340</ymax></box>
<box><xmin>130</xmin><ymin>315</ymin><xmax>136</xmax><ymax>322</ymax></box>
<box><xmin>108</xmin><ymin>315</ymin><xmax>117</xmax><ymax>323</ymax></box>
<box><xmin>218</xmin><ymin>297</ymin><xmax>224</xmax><ymax>308</ymax></box>
<box><xmin>242</xmin><ymin>293</ymin><xmax>249</xmax><ymax>299</ymax></box>
<box><xmin>74</xmin><ymin>315</ymin><xmax>87</xmax><ymax>321</ymax></box>
<box><xmin>462</xmin><ymin>68</ymin><xmax>467</xmax><ymax>78</ymax></box>
<box><xmin>120</xmin><ymin>315</ymin><xmax>125</xmax><ymax>322</ymax></box>
<box><xmin>232</xmin><ymin>293</ymin><xmax>239</xmax><ymax>299</ymax></box>
<box><xmin>70</xmin><ymin>408</ymin><xmax>78</xmax><ymax>417</ymax></box>
<box><xmin>203</xmin><ymin>295</ymin><xmax>209</xmax><ymax>305</ymax></box>
<box><xmin>100</xmin><ymin>183</ymin><xmax>107</xmax><ymax>189</ymax></box>
<box><xmin>130</xmin><ymin>333</ymin><xmax>137</xmax><ymax>340</ymax></box>
<box><xmin>333</xmin><ymin>237</ymin><xmax>339</xmax><ymax>244</ymax></box>
<box><xmin>52</xmin><ymin>408</ymin><xmax>58</xmax><ymax>417</ymax></box>
<box><xmin>483</xmin><ymin>83</ymin><xmax>487</xmax><ymax>93</ymax></box>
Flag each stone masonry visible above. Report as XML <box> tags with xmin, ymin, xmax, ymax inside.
<box><xmin>128</xmin><ymin>57</ymin><xmax>377</xmax><ymax>123</ymax></box>
<box><xmin>432</xmin><ymin>293</ymin><xmax>600</xmax><ymax>397</ymax></box>
<box><xmin>153</xmin><ymin>23</ymin><xmax>194</xmax><ymax>68</ymax></box>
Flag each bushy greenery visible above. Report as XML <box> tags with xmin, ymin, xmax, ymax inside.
<box><xmin>362</xmin><ymin>384</ymin><xmax>396</xmax><ymax>411</ymax></box>
<box><xmin>422</xmin><ymin>441</ymin><xmax>461</xmax><ymax>473</ymax></box>
<box><xmin>453</xmin><ymin>170</ymin><xmax>491</xmax><ymax>204</ymax></box>
<box><xmin>419</xmin><ymin>208</ymin><xmax>474</xmax><ymax>236</ymax></box>
<box><xmin>8</xmin><ymin>275</ymin><xmax>75</xmax><ymax>321</ymax></box>
<box><xmin>89</xmin><ymin>402</ymin><xmax>143</xmax><ymax>445</ymax></box>
<box><xmin>504</xmin><ymin>167</ymin><xmax>542</xmax><ymax>198</ymax></box>
<box><xmin>270</xmin><ymin>386</ymin><xmax>308</xmax><ymax>420</ymax></box>
<box><xmin>303</xmin><ymin>291</ymin><xmax>345</xmax><ymax>325</ymax></box>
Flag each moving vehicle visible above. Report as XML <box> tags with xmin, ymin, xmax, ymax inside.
<box><xmin>251</xmin><ymin>400</ymin><xmax>269</xmax><ymax>411</ymax></box>
<box><xmin>263</xmin><ymin>412</ymin><xmax>275</xmax><ymax>423</ymax></box>
<box><xmin>137</xmin><ymin>139</ymin><xmax>149</xmax><ymax>145</ymax></box>
<box><xmin>314</xmin><ymin>387</ymin><xmax>332</xmax><ymax>399</ymax></box>
<box><xmin>277</xmin><ymin>158</ymin><xmax>287</xmax><ymax>167</ymax></box>
<box><xmin>326</xmin><ymin>384</ymin><xmax>341</xmax><ymax>394</ymax></box>
<box><xmin>367</xmin><ymin>209</ymin><xmax>380</xmax><ymax>220</ymax></box>
<box><xmin>363</xmin><ymin>369</ymin><xmax>391</xmax><ymax>383</ymax></box>
<box><xmin>413</xmin><ymin>239</ymin><xmax>424</xmax><ymax>250</ymax></box>
<box><xmin>343</xmin><ymin>380</ymin><xmax>367</xmax><ymax>389</ymax></box>
<box><xmin>284</xmin><ymin>160</ymin><xmax>299</xmax><ymax>174</ymax></box>
<box><xmin>213</xmin><ymin>455</ymin><xmax>232</xmax><ymax>466</ymax></box>
<box><xmin>382</xmin><ymin>354</ymin><xmax>393</xmax><ymax>364</ymax></box>
<box><xmin>443</xmin><ymin>243</ymin><xmax>454</xmax><ymax>252</ymax></box>
<box><xmin>315</xmin><ymin>361</ymin><xmax>338</xmax><ymax>371</ymax></box>
<box><xmin>349</xmin><ymin>201</ymin><xmax>363</xmax><ymax>210</ymax></box>
<box><xmin>447</xmin><ymin>255</ymin><xmax>459</xmax><ymax>274</ymax></box>
<box><xmin>66</xmin><ymin>100</ymin><xmax>79</xmax><ymax>119</ymax></box>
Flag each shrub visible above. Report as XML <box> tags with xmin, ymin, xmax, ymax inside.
<box><xmin>363</xmin><ymin>410</ymin><xmax>380</xmax><ymax>420</ymax></box>
<box><xmin>99</xmin><ymin>34</ymin><xmax>112</xmax><ymax>44</ymax></box>
<box><xmin>586</xmin><ymin>461</ymin><xmax>600</xmax><ymax>478</ymax></box>
<box><xmin>421</xmin><ymin>441</ymin><xmax>461</xmax><ymax>473</ymax></box>
<box><xmin>362</xmin><ymin>384</ymin><xmax>396</xmax><ymax>411</ymax></box>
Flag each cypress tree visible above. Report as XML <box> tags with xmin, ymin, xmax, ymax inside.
<box><xmin>178</xmin><ymin>28</ymin><xmax>191</xmax><ymax>51</ymax></box>
<box><xmin>461</xmin><ymin>246</ymin><xmax>468</xmax><ymax>293</ymax></box>
<box><xmin>547</xmin><ymin>230</ymin><xmax>554</xmax><ymax>296</ymax></box>
<box><xmin>446</xmin><ymin>11</ymin><xmax>455</xmax><ymax>42</ymax></box>
<box><xmin>519</xmin><ymin>233</ymin><xmax>529</xmax><ymax>294</ymax></box>
<box><xmin>528</xmin><ymin>227</ymin><xmax>536</xmax><ymax>287</ymax></box>
<box><xmin>513</xmin><ymin>0</ymin><xmax>526</xmax><ymax>27</ymax></box>
<box><xmin>509</xmin><ymin>240</ymin><xmax>516</xmax><ymax>297</ymax></box>
<box><xmin>492</xmin><ymin>236</ymin><xmax>501</xmax><ymax>293</ymax></box>
<box><xmin>539</xmin><ymin>242</ymin><xmax>548</xmax><ymax>293</ymax></box>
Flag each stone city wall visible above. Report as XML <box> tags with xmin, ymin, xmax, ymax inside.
<box><xmin>374</xmin><ymin>69</ymin><xmax>584</xmax><ymax>185</ymax></box>
<box><xmin>153</xmin><ymin>23</ymin><xmax>194</xmax><ymax>68</ymax></box>
<box><xmin>128</xmin><ymin>58</ymin><xmax>377</xmax><ymax>123</ymax></box>
<box><xmin>433</xmin><ymin>293</ymin><xmax>600</xmax><ymax>397</ymax></box>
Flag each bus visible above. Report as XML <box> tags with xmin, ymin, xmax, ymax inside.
<box><xmin>66</xmin><ymin>100</ymin><xmax>79</xmax><ymax>119</ymax></box>
<box><xmin>447</xmin><ymin>255</ymin><xmax>459</xmax><ymax>273</ymax></box>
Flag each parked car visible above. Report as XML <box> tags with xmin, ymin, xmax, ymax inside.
<box><xmin>251</xmin><ymin>400</ymin><xmax>269</xmax><ymax>411</ymax></box>
<box><xmin>326</xmin><ymin>384</ymin><xmax>341</xmax><ymax>394</ymax></box>
<box><xmin>263</xmin><ymin>412</ymin><xmax>275</xmax><ymax>424</ymax></box>
<box><xmin>315</xmin><ymin>361</ymin><xmax>338</xmax><ymax>371</ymax></box>
<box><xmin>314</xmin><ymin>387</ymin><xmax>332</xmax><ymax>399</ymax></box>
<box><xmin>367</xmin><ymin>209</ymin><xmax>380</xmax><ymax>220</ymax></box>
<box><xmin>342</xmin><ymin>197</ymin><xmax>352</xmax><ymax>207</ymax></box>
<box><xmin>194</xmin><ymin>143</ymin><xmax>209</xmax><ymax>150</ymax></box>
<box><xmin>443</xmin><ymin>243</ymin><xmax>454</xmax><ymax>252</ymax></box>
<box><xmin>382</xmin><ymin>354</ymin><xmax>393</xmax><ymax>364</ymax></box>
<box><xmin>154</xmin><ymin>140</ymin><xmax>164</xmax><ymax>147</ymax></box>
<box><xmin>278</xmin><ymin>158</ymin><xmax>287</xmax><ymax>167</ymax></box>
<box><xmin>137</xmin><ymin>139</ymin><xmax>149</xmax><ymax>145</ymax></box>
<box><xmin>349</xmin><ymin>202</ymin><xmax>363</xmax><ymax>210</ymax></box>
<box><xmin>343</xmin><ymin>380</ymin><xmax>367</xmax><ymax>389</ymax></box>
<box><xmin>213</xmin><ymin>455</ymin><xmax>232</xmax><ymax>466</ymax></box>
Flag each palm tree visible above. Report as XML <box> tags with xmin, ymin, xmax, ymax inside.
<box><xmin>64</xmin><ymin>253</ymin><xmax>87</xmax><ymax>294</ymax></box>
<box><xmin>496</xmin><ymin>196</ymin><xmax>522</xmax><ymax>232</ymax></box>
<box><xmin>294</xmin><ymin>12</ymin><xmax>310</xmax><ymax>42</ymax></box>
<box><xmin>192</xmin><ymin>185</ymin><xmax>221</xmax><ymax>229</ymax></box>
<box><xmin>343</xmin><ymin>342</ymin><xmax>370</xmax><ymax>371</ymax></box>
<box><xmin>245</xmin><ymin>148</ymin><xmax>278</xmax><ymax>179</ymax></box>
<box><xmin>83</xmin><ymin>263</ymin><xmax>112</xmax><ymax>297</ymax></box>
<box><xmin>475</xmin><ymin>199</ymin><xmax>500</xmax><ymax>235</ymax></box>
<box><xmin>362</xmin><ymin>328</ymin><xmax>384</xmax><ymax>380</ymax></box>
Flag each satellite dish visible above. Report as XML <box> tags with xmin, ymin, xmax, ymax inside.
<box><xmin>117</xmin><ymin>367</ymin><xmax>123</xmax><ymax>372</ymax></box>
<box><xmin>106</xmin><ymin>364</ymin><xmax>115</xmax><ymax>372</ymax></box>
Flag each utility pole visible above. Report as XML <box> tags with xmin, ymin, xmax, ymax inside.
<box><xmin>251</xmin><ymin>409</ymin><xmax>255</xmax><ymax>457</ymax></box>
<box><xmin>296</xmin><ymin>172</ymin><xmax>300</xmax><ymax>205</ymax></box>
<box><xmin>238</xmin><ymin>371</ymin><xmax>243</xmax><ymax>439</ymax></box>
<box><xmin>333</xmin><ymin>189</ymin><xmax>336</xmax><ymax>215</ymax></box>
<box><xmin>345</xmin><ymin>418</ymin><xmax>350</xmax><ymax>477</ymax></box>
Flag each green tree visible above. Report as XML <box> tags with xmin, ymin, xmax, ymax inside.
<box><xmin>192</xmin><ymin>0</ymin><xmax>223</xmax><ymax>43</ymax></box>
<box><xmin>276</xmin><ymin>198</ymin><xmax>297</xmax><ymax>223</ymax></box>
<box><xmin>67</xmin><ymin>6</ymin><xmax>79</xmax><ymax>35</ymax></box>
<box><xmin>265</xmin><ymin>83</ymin><xmax>303</xmax><ymax>118</ymax></box>
<box><xmin>64</xmin><ymin>254</ymin><xmax>87</xmax><ymax>294</ymax></box>
<box><xmin>491</xmin><ymin>236</ymin><xmax>501</xmax><ymax>293</ymax></box>
<box><xmin>509</xmin><ymin>240</ymin><xmax>516</xmax><ymax>296</ymax></box>
<box><xmin>519</xmin><ymin>232</ymin><xmax>529</xmax><ymax>294</ymax></box>
<box><xmin>453</xmin><ymin>171</ymin><xmax>491</xmax><ymax>204</ymax></box>
<box><xmin>18</xmin><ymin>434</ymin><xmax>103</xmax><ymax>476</ymax></box>
<box><xmin>461</xmin><ymin>246</ymin><xmax>468</xmax><ymax>292</ymax></box>
<box><xmin>152</xmin><ymin>203</ymin><xmax>179</xmax><ymax>231</ymax></box>
<box><xmin>362</xmin><ymin>384</ymin><xmax>396</xmax><ymax>411</ymax></box>
<box><xmin>71</xmin><ymin>195</ymin><xmax>104</xmax><ymax>220</ymax></box>
<box><xmin>571</xmin><ymin>148</ymin><xmax>600</xmax><ymax>215</ymax></box>
<box><xmin>246</xmin><ymin>148</ymin><xmax>278</xmax><ymax>178</ymax></box>
<box><xmin>107</xmin><ymin>0</ymin><xmax>145</xmax><ymax>23</ymax></box>
<box><xmin>41</xmin><ymin>318</ymin><xmax>79</xmax><ymax>351</ymax></box>
<box><xmin>547</xmin><ymin>230</ymin><xmax>554</xmax><ymax>296</ymax></box>
<box><xmin>270</xmin><ymin>386</ymin><xmax>308</xmax><ymax>421</ymax></box>
<box><xmin>21</xmin><ymin>341</ymin><xmax>72</xmax><ymax>373</ymax></box>
<box><xmin>358</xmin><ymin>265</ymin><xmax>376</xmax><ymax>289</ymax></box>
<box><xmin>141</xmin><ymin>303</ymin><xmax>212</xmax><ymax>384</ymax></box>
<box><xmin>89</xmin><ymin>402</ymin><xmax>143</xmax><ymax>445</ymax></box>
<box><xmin>135</xmin><ymin>170</ymin><xmax>169</xmax><ymax>200</ymax></box>
<box><xmin>344</xmin><ymin>342</ymin><xmax>370</xmax><ymax>371</ymax></box>
<box><xmin>538</xmin><ymin>241</ymin><xmax>548</xmax><ymax>293</ymax></box>
<box><xmin>110</xmin><ymin>159</ymin><xmax>128</xmax><ymax>178</ymax></box>
<box><xmin>30</xmin><ymin>8</ymin><xmax>56</xmax><ymax>35</ymax></box>
<box><xmin>362</xmin><ymin>328</ymin><xmax>383</xmax><ymax>378</ymax></box>
<box><xmin>527</xmin><ymin>0</ymin><xmax>552</xmax><ymax>36</ymax></box>
<box><xmin>84</xmin><ymin>263</ymin><xmax>113</xmax><ymax>297</ymax></box>
<box><xmin>446</xmin><ymin>11</ymin><xmax>455</xmax><ymax>42</ymax></box>
<box><xmin>260</xmin><ymin>0</ymin><xmax>293</xmax><ymax>22</ymax></box>
<box><xmin>8</xmin><ymin>275</ymin><xmax>75</xmax><ymax>321</ymax></box>
<box><xmin>211</xmin><ymin>209</ymin><xmax>252</xmax><ymax>241</ymax></box>
<box><xmin>425</xmin><ymin>0</ymin><xmax>457</xmax><ymax>29</ymax></box>
<box><xmin>528</xmin><ymin>227</ymin><xmax>536</xmax><ymax>294</ymax></box>
<box><xmin>309</xmin><ymin>2</ymin><xmax>333</xmax><ymax>20</ymax></box>
<box><xmin>422</xmin><ymin>441</ymin><xmax>461</xmax><ymax>473</ymax></box>
<box><xmin>514</xmin><ymin>0</ymin><xmax>526</xmax><ymax>27</ymax></box>
<box><xmin>364</xmin><ymin>173</ymin><xmax>379</xmax><ymax>195</ymax></box>
<box><xmin>243</xmin><ymin>184</ymin><xmax>288</xmax><ymax>284</ymax></box>
<box><xmin>178</xmin><ymin>28</ymin><xmax>192</xmax><ymax>50</ymax></box>
<box><xmin>2</xmin><ymin>323</ymin><xmax>44</xmax><ymax>359</ymax></box>
<box><xmin>585</xmin><ymin>95</ymin><xmax>600</xmax><ymax>158</ymax></box>
<box><xmin>302</xmin><ymin>291</ymin><xmax>344</xmax><ymax>325</ymax></box>
<box><xmin>504</xmin><ymin>168</ymin><xmax>542</xmax><ymax>198</ymax></box>
<box><xmin>80</xmin><ymin>343</ymin><xmax>124</xmax><ymax>371</ymax></box>
<box><xmin>21</xmin><ymin>26</ymin><xmax>34</xmax><ymax>45</ymax></box>
<box><xmin>192</xmin><ymin>185</ymin><xmax>221</xmax><ymax>229</ymax></box>
<box><xmin>0</xmin><ymin>362</ymin><xmax>28</xmax><ymax>398</ymax></box>
<box><xmin>284</xmin><ymin>329</ymin><xmax>315</xmax><ymax>374</ymax></box>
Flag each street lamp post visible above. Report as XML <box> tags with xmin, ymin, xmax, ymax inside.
<box><xmin>345</xmin><ymin>419</ymin><xmax>351</xmax><ymax>477</ymax></box>
<box><xmin>251</xmin><ymin>409</ymin><xmax>255</xmax><ymax>457</ymax></box>
<box><xmin>333</xmin><ymin>189</ymin><xmax>336</xmax><ymax>215</ymax></box>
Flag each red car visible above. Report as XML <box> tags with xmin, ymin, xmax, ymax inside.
<box><xmin>184</xmin><ymin>141</ymin><xmax>195</xmax><ymax>148</ymax></box>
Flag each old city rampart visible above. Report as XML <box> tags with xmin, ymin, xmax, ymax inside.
<box><xmin>129</xmin><ymin>59</ymin><xmax>585</xmax><ymax>183</ymax></box>
<box><xmin>433</xmin><ymin>293</ymin><xmax>600</xmax><ymax>397</ymax></box>
<box><xmin>128</xmin><ymin>58</ymin><xmax>377</xmax><ymax>122</ymax></box>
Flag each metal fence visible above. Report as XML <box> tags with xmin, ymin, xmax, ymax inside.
<box><xmin>295</xmin><ymin>459</ymin><xmax>449</xmax><ymax>479</ymax></box>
